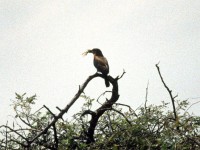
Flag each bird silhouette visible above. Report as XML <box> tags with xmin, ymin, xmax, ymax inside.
<box><xmin>87</xmin><ymin>48</ymin><xmax>110</xmax><ymax>87</ymax></box>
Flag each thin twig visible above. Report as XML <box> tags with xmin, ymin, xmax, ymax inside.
<box><xmin>43</xmin><ymin>105</ymin><xmax>56</xmax><ymax>118</ymax></box>
<box><xmin>111</xmin><ymin>108</ymin><xmax>132</xmax><ymax>126</ymax></box>
<box><xmin>117</xmin><ymin>69</ymin><xmax>126</xmax><ymax>80</ymax></box>
<box><xmin>97</xmin><ymin>91</ymin><xmax>112</xmax><ymax>105</ymax></box>
<box><xmin>115</xmin><ymin>103</ymin><xmax>138</xmax><ymax>117</ymax></box>
<box><xmin>185</xmin><ymin>100</ymin><xmax>200</xmax><ymax>113</ymax></box>
<box><xmin>1</xmin><ymin>125</ymin><xmax>29</xmax><ymax>143</ymax></box>
<box><xmin>145</xmin><ymin>80</ymin><xmax>149</xmax><ymax>110</ymax></box>
<box><xmin>5</xmin><ymin>121</ymin><xmax>8</xmax><ymax>150</ymax></box>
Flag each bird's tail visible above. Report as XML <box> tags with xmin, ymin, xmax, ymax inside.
<box><xmin>104</xmin><ymin>75</ymin><xmax>110</xmax><ymax>87</ymax></box>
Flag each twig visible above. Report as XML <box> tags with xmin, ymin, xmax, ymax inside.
<box><xmin>156</xmin><ymin>63</ymin><xmax>179</xmax><ymax>130</ymax></box>
<box><xmin>81</xmin><ymin>110</ymin><xmax>96</xmax><ymax>117</ymax></box>
<box><xmin>10</xmin><ymin>138</ymin><xmax>28</xmax><ymax>148</ymax></box>
<box><xmin>18</xmin><ymin>115</ymin><xmax>34</xmax><ymax>128</ymax></box>
<box><xmin>1</xmin><ymin>125</ymin><xmax>28</xmax><ymax>141</ymax></box>
<box><xmin>5</xmin><ymin>121</ymin><xmax>8</xmax><ymax>150</ymax></box>
<box><xmin>144</xmin><ymin>80</ymin><xmax>149</xmax><ymax>110</ymax></box>
<box><xmin>53</xmin><ymin>125</ymin><xmax>58</xmax><ymax>149</ymax></box>
<box><xmin>114</xmin><ymin>103</ymin><xmax>138</xmax><ymax>117</ymax></box>
<box><xmin>185</xmin><ymin>100</ymin><xmax>200</xmax><ymax>113</ymax></box>
<box><xmin>56</xmin><ymin>106</ymin><xmax>62</xmax><ymax>112</ymax></box>
<box><xmin>106</xmin><ymin>111</ymin><xmax>113</xmax><ymax>132</ymax></box>
<box><xmin>117</xmin><ymin>69</ymin><xmax>126</xmax><ymax>80</ymax></box>
<box><xmin>114</xmin><ymin>103</ymin><xmax>133</xmax><ymax>111</ymax></box>
<box><xmin>111</xmin><ymin>108</ymin><xmax>132</xmax><ymax>125</ymax></box>
<box><xmin>97</xmin><ymin>91</ymin><xmax>112</xmax><ymax>105</ymax></box>
<box><xmin>43</xmin><ymin>105</ymin><xmax>56</xmax><ymax>118</ymax></box>
<box><xmin>33</xmin><ymin>106</ymin><xmax>45</xmax><ymax>115</ymax></box>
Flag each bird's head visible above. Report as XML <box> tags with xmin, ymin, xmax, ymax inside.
<box><xmin>88</xmin><ymin>48</ymin><xmax>103</xmax><ymax>56</ymax></box>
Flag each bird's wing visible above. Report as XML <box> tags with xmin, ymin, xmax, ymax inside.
<box><xmin>94</xmin><ymin>56</ymin><xmax>109</xmax><ymax>73</ymax></box>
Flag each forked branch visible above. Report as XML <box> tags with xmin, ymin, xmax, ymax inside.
<box><xmin>83</xmin><ymin>71</ymin><xmax>125</xmax><ymax>143</ymax></box>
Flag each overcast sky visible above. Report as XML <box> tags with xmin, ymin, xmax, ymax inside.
<box><xmin>0</xmin><ymin>0</ymin><xmax>200</xmax><ymax>125</ymax></box>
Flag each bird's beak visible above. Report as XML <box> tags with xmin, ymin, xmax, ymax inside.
<box><xmin>87</xmin><ymin>49</ymin><xmax>93</xmax><ymax>53</ymax></box>
<box><xmin>82</xmin><ymin>49</ymin><xmax>93</xmax><ymax>56</ymax></box>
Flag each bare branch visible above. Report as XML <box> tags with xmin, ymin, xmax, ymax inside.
<box><xmin>43</xmin><ymin>105</ymin><xmax>56</xmax><ymax>118</ymax></box>
<box><xmin>111</xmin><ymin>108</ymin><xmax>132</xmax><ymax>126</ymax></box>
<box><xmin>145</xmin><ymin>80</ymin><xmax>149</xmax><ymax>110</ymax></box>
<box><xmin>156</xmin><ymin>63</ymin><xmax>179</xmax><ymax>130</ymax></box>
<box><xmin>185</xmin><ymin>100</ymin><xmax>200</xmax><ymax>113</ymax></box>
<box><xmin>56</xmin><ymin>106</ymin><xmax>62</xmax><ymax>112</ymax></box>
<box><xmin>81</xmin><ymin>110</ymin><xmax>96</xmax><ymax>117</ymax></box>
<box><xmin>116</xmin><ymin>69</ymin><xmax>126</xmax><ymax>80</ymax></box>
<box><xmin>97</xmin><ymin>91</ymin><xmax>112</xmax><ymax>105</ymax></box>
<box><xmin>18</xmin><ymin>115</ymin><xmax>34</xmax><ymax>128</ymax></box>
<box><xmin>53</xmin><ymin>125</ymin><xmax>58</xmax><ymax>149</ymax></box>
<box><xmin>114</xmin><ymin>102</ymin><xmax>138</xmax><ymax>117</ymax></box>
<box><xmin>86</xmin><ymin>74</ymin><xmax>122</xmax><ymax>143</ymax></box>
<box><xmin>5</xmin><ymin>121</ymin><xmax>8</xmax><ymax>150</ymax></box>
<box><xmin>4</xmin><ymin>126</ymin><xmax>27</xmax><ymax>140</ymax></box>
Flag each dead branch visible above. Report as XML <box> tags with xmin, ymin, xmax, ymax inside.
<box><xmin>156</xmin><ymin>63</ymin><xmax>179</xmax><ymax>130</ymax></box>
<box><xmin>85</xmin><ymin>72</ymin><xmax>124</xmax><ymax>143</ymax></box>
<box><xmin>117</xmin><ymin>69</ymin><xmax>126</xmax><ymax>80</ymax></box>
<box><xmin>97</xmin><ymin>91</ymin><xmax>112</xmax><ymax>105</ymax></box>
<box><xmin>144</xmin><ymin>80</ymin><xmax>149</xmax><ymax>110</ymax></box>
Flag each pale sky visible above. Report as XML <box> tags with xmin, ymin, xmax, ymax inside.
<box><xmin>0</xmin><ymin>0</ymin><xmax>200</xmax><ymax>125</ymax></box>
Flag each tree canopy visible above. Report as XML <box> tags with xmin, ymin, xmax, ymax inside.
<box><xmin>0</xmin><ymin>65</ymin><xmax>199</xmax><ymax>150</ymax></box>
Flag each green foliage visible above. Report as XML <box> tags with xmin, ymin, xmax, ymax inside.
<box><xmin>0</xmin><ymin>93</ymin><xmax>200</xmax><ymax>149</ymax></box>
<box><xmin>86</xmin><ymin>100</ymin><xmax>200</xmax><ymax>150</ymax></box>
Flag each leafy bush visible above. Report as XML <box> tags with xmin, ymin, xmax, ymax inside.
<box><xmin>0</xmin><ymin>66</ymin><xmax>200</xmax><ymax>149</ymax></box>
<box><xmin>0</xmin><ymin>93</ymin><xmax>199</xmax><ymax>149</ymax></box>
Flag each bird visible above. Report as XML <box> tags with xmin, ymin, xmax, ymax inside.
<box><xmin>86</xmin><ymin>48</ymin><xmax>110</xmax><ymax>87</ymax></box>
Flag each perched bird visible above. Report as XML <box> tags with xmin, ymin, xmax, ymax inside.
<box><xmin>85</xmin><ymin>48</ymin><xmax>110</xmax><ymax>87</ymax></box>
